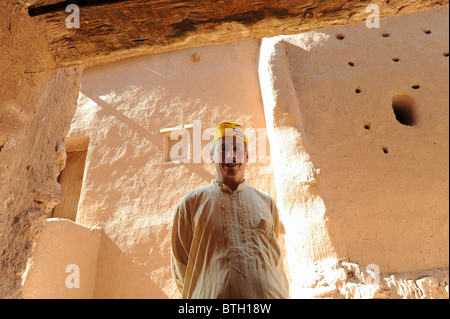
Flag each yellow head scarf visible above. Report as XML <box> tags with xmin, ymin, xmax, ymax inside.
<box><xmin>210</xmin><ymin>121</ymin><xmax>248</xmax><ymax>153</ymax></box>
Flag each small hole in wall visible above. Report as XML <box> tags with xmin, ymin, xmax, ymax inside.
<box><xmin>423</xmin><ymin>30</ymin><xmax>431</xmax><ymax>34</ymax></box>
<box><xmin>348</xmin><ymin>62</ymin><xmax>355</xmax><ymax>67</ymax></box>
<box><xmin>392</xmin><ymin>58</ymin><xmax>400</xmax><ymax>62</ymax></box>
<box><xmin>444</xmin><ymin>52</ymin><xmax>449</xmax><ymax>57</ymax></box>
<box><xmin>411</xmin><ymin>84</ymin><xmax>421</xmax><ymax>90</ymax></box>
<box><xmin>336</xmin><ymin>34</ymin><xmax>345</xmax><ymax>40</ymax></box>
<box><xmin>190</xmin><ymin>53</ymin><xmax>201</xmax><ymax>63</ymax></box>
<box><xmin>364</xmin><ymin>123</ymin><xmax>371</xmax><ymax>130</ymax></box>
<box><xmin>355</xmin><ymin>87</ymin><xmax>362</xmax><ymax>94</ymax></box>
<box><xmin>382</xmin><ymin>33</ymin><xmax>390</xmax><ymax>37</ymax></box>
<box><xmin>392</xmin><ymin>92</ymin><xmax>418</xmax><ymax>126</ymax></box>
<box><xmin>383</xmin><ymin>147</ymin><xmax>389</xmax><ymax>154</ymax></box>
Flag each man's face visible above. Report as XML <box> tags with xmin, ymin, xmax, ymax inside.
<box><xmin>211</xmin><ymin>136</ymin><xmax>248</xmax><ymax>183</ymax></box>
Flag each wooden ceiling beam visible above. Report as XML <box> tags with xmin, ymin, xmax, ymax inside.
<box><xmin>26</xmin><ymin>0</ymin><xmax>449</xmax><ymax>67</ymax></box>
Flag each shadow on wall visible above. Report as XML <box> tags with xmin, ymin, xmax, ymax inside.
<box><xmin>93</xmin><ymin>228</ymin><xmax>169</xmax><ymax>299</ymax></box>
<box><xmin>22</xmin><ymin>218</ymin><xmax>170</xmax><ymax>299</ymax></box>
<box><xmin>82</xmin><ymin>91</ymin><xmax>215</xmax><ymax>184</ymax></box>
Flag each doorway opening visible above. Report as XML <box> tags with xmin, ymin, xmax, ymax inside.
<box><xmin>51</xmin><ymin>136</ymin><xmax>89</xmax><ymax>221</ymax></box>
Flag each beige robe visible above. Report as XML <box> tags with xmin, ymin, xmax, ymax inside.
<box><xmin>171</xmin><ymin>180</ymin><xmax>289</xmax><ymax>299</ymax></box>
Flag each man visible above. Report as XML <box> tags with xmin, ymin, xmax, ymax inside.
<box><xmin>171</xmin><ymin>121</ymin><xmax>289</xmax><ymax>299</ymax></box>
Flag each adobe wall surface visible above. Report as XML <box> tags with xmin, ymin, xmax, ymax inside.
<box><xmin>69</xmin><ymin>39</ymin><xmax>277</xmax><ymax>298</ymax></box>
<box><xmin>21</xmin><ymin>219</ymin><xmax>101</xmax><ymax>298</ymax></box>
<box><xmin>259</xmin><ymin>7</ymin><xmax>449</xmax><ymax>298</ymax></box>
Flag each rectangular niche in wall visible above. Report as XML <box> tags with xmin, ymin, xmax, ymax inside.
<box><xmin>51</xmin><ymin>136</ymin><xmax>89</xmax><ymax>222</ymax></box>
